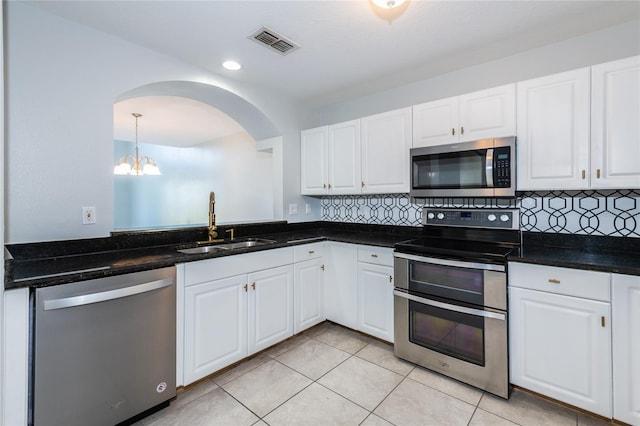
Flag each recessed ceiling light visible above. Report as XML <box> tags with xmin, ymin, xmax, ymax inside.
<box><xmin>222</xmin><ymin>60</ymin><xmax>242</xmax><ymax>71</ymax></box>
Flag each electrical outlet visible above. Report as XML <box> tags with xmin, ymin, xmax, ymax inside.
<box><xmin>288</xmin><ymin>203</ymin><xmax>298</xmax><ymax>215</ymax></box>
<box><xmin>305</xmin><ymin>203</ymin><xmax>311</xmax><ymax>214</ymax></box>
<box><xmin>82</xmin><ymin>206</ymin><xmax>96</xmax><ymax>224</ymax></box>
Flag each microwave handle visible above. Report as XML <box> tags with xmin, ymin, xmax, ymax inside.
<box><xmin>485</xmin><ymin>148</ymin><xmax>494</xmax><ymax>187</ymax></box>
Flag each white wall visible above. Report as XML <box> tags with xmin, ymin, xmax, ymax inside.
<box><xmin>5</xmin><ymin>2</ymin><xmax>311</xmax><ymax>244</ymax></box>
<box><xmin>309</xmin><ymin>20</ymin><xmax>640</xmax><ymax>126</ymax></box>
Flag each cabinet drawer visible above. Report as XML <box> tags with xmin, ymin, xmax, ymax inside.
<box><xmin>293</xmin><ymin>243</ymin><xmax>324</xmax><ymax>263</ymax></box>
<box><xmin>357</xmin><ymin>246</ymin><xmax>393</xmax><ymax>267</ymax></box>
<box><xmin>509</xmin><ymin>262</ymin><xmax>610</xmax><ymax>301</ymax></box>
<box><xmin>185</xmin><ymin>247</ymin><xmax>293</xmax><ymax>286</ymax></box>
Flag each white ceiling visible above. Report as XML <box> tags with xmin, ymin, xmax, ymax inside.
<box><xmin>114</xmin><ymin>96</ymin><xmax>246</xmax><ymax>147</ymax></box>
<box><xmin>27</xmin><ymin>0</ymin><xmax>640</xmax><ymax>144</ymax></box>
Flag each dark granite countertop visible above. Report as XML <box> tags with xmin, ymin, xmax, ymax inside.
<box><xmin>7</xmin><ymin>222</ymin><xmax>640</xmax><ymax>290</ymax></box>
<box><xmin>4</xmin><ymin>221</ymin><xmax>421</xmax><ymax>289</ymax></box>
<box><xmin>509</xmin><ymin>232</ymin><xmax>640</xmax><ymax>276</ymax></box>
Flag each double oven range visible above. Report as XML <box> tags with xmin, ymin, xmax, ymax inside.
<box><xmin>393</xmin><ymin>208</ymin><xmax>520</xmax><ymax>399</ymax></box>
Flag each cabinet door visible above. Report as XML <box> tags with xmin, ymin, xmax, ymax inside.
<box><xmin>412</xmin><ymin>96</ymin><xmax>459</xmax><ymax>147</ymax></box>
<box><xmin>509</xmin><ymin>287</ymin><xmax>612</xmax><ymax>417</ymax></box>
<box><xmin>184</xmin><ymin>275</ymin><xmax>248</xmax><ymax>385</ymax></box>
<box><xmin>323</xmin><ymin>242</ymin><xmax>358</xmax><ymax>329</ymax></box>
<box><xmin>458</xmin><ymin>84</ymin><xmax>516</xmax><ymax>142</ymax></box>
<box><xmin>294</xmin><ymin>258</ymin><xmax>325</xmax><ymax>333</ymax></box>
<box><xmin>357</xmin><ymin>263</ymin><xmax>394</xmax><ymax>343</ymax></box>
<box><xmin>591</xmin><ymin>56</ymin><xmax>640</xmax><ymax>189</ymax></box>
<box><xmin>2</xmin><ymin>288</ymin><xmax>30</xmax><ymax>426</ymax></box>
<box><xmin>612</xmin><ymin>274</ymin><xmax>640</xmax><ymax>425</ymax></box>
<box><xmin>361</xmin><ymin>107</ymin><xmax>412</xmax><ymax>194</ymax></box>
<box><xmin>517</xmin><ymin>68</ymin><xmax>590</xmax><ymax>190</ymax></box>
<box><xmin>328</xmin><ymin>119</ymin><xmax>361</xmax><ymax>194</ymax></box>
<box><xmin>301</xmin><ymin>126</ymin><xmax>329</xmax><ymax>195</ymax></box>
<box><xmin>248</xmin><ymin>265</ymin><xmax>294</xmax><ymax>354</ymax></box>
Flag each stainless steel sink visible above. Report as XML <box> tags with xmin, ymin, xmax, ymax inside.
<box><xmin>177</xmin><ymin>245</ymin><xmax>231</xmax><ymax>254</ymax></box>
<box><xmin>178</xmin><ymin>238</ymin><xmax>277</xmax><ymax>254</ymax></box>
<box><xmin>221</xmin><ymin>238</ymin><xmax>277</xmax><ymax>249</ymax></box>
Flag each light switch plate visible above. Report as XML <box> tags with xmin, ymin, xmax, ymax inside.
<box><xmin>288</xmin><ymin>203</ymin><xmax>298</xmax><ymax>215</ymax></box>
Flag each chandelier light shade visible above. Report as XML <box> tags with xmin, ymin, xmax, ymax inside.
<box><xmin>114</xmin><ymin>113</ymin><xmax>161</xmax><ymax>176</ymax></box>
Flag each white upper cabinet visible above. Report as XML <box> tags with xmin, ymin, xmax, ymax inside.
<box><xmin>328</xmin><ymin>119</ymin><xmax>361</xmax><ymax>194</ymax></box>
<box><xmin>518</xmin><ymin>56</ymin><xmax>640</xmax><ymax>191</ymax></box>
<box><xmin>413</xmin><ymin>84</ymin><xmax>516</xmax><ymax>147</ymax></box>
<box><xmin>412</xmin><ymin>96</ymin><xmax>458</xmax><ymax>147</ymax></box>
<box><xmin>361</xmin><ymin>107</ymin><xmax>412</xmax><ymax>194</ymax></box>
<box><xmin>301</xmin><ymin>126</ymin><xmax>329</xmax><ymax>195</ymax></box>
<box><xmin>301</xmin><ymin>108</ymin><xmax>411</xmax><ymax>195</ymax></box>
<box><xmin>301</xmin><ymin>120</ymin><xmax>360</xmax><ymax>195</ymax></box>
<box><xmin>517</xmin><ymin>68</ymin><xmax>591</xmax><ymax>190</ymax></box>
<box><xmin>591</xmin><ymin>55</ymin><xmax>640</xmax><ymax>189</ymax></box>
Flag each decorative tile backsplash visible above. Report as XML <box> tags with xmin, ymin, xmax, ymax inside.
<box><xmin>321</xmin><ymin>190</ymin><xmax>640</xmax><ymax>237</ymax></box>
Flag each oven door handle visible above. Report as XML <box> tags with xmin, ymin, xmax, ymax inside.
<box><xmin>393</xmin><ymin>252</ymin><xmax>505</xmax><ymax>272</ymax></box>
<box><xmin>393</xmin><ymin>290</ymin><xmax>506</xmax><ymax>321</ymax></box>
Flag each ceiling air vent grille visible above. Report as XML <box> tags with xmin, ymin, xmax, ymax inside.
<box><xmin>249</xmin><ymin>26</ymin><xmax>300</xmax><ymax>56</ymax></box>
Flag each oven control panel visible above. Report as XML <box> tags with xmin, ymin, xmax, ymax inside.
<box><xmin>422</xmin><ymin>208</ymin><xmax>520</xmax><ymax>229</ymax></box>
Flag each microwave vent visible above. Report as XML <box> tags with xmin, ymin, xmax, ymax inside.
<box><xmin>249</xmin><ymin>26</ymin><xmax>300</xmax><ymax>55</ymax></box>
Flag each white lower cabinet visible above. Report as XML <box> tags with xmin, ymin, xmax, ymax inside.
<box><xmin>357</xmin><ymin>246</ymin><xmax>394</xmax><ymax>343</ymax></box>
<box><xmin>2</xmin><ymin>288</ymin><xmax>30</xmax><ymax>426</ymax></box>
<box><xmin>184</xmin><ymin>274</ymin><xmax>248</xmax><ymax>385</ymax></box>
<box><xmin>248</xmin><ymin>265</ymin><xmax>294</xmax><ymax>354</ymax></box>
<box><xmin>323</xmin><ymin>242</ymin><xmax>358</xmax><ymax>329</ymax></box>
<box><xmin>293</xmin><ymin>243</ymin><xmax>325</xmax><ymax>333</ymax></box>
<box><xmin>182</xmin><ymin>248</ymin><xmax>294</xmax><ymax>385</ymax></box>
<box><xmin>612</xmin><ymin>274</ymin><xmax>640</xmax><ymax>425</ymax></box>
<box><xmin>509</xmin><ymin>262</ymin><xmax>612</xmax><ymax>418</ymax></box>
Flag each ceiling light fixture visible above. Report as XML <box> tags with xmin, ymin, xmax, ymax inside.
<box><xmin>371</xmin><ymin>0</ymin><xmax>406</xmax><ymax>9</ymax></box>
<box><xmin>114</xmin><ymin>113</ymin><xmax>161</xmax><ymax>176</ymax></box>
<box><xmin>222</xmin><ymin>60</ymin><xmax>242</xmax><ymax>71</ymax></box>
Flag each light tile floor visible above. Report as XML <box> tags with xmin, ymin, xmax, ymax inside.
<box><xmin>138</xmin><ymin>322</ymin><xmax>613</xmax><ymax>426</ymax></box>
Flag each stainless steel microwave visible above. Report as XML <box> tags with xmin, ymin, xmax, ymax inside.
<box><xmin>410</xmin><ymin>137</ymin><xmax>516</xmax><ymax>198</ymax></box>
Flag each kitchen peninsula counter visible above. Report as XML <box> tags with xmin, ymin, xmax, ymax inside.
<box><xmin>4</xmin><ymin>221</ymin><xmax>421</xmax><ymax>289</ymax></box>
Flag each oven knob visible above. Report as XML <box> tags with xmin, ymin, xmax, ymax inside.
<box><xmin>427</xmin><ymin>212</ymin><xmax>435</xmax><ymax>220</ymax></box>
<box><xmin>436</xmin><ymin>213</ymin><xmax>445</xmax><ymax>220</ymax></box>
<box><xmin>487</xmin><ymin>214</ymin><xmax>497</xmax><ymax>222</ymax></box>
<box><xmin>500</xmin><ymin>214</ymin><xmax>510</xmax><ymax>222</ymax></box>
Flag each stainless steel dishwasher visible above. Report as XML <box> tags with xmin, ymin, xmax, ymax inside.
<box><xmin>32</xmin><ymin>267</ymin><xmax>176</xmax><ymax>426</ymax></box>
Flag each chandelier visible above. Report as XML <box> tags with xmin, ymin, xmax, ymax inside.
<box><xmin>113</xmin><ymin>113</ymin><xmax>161</xmax><ymax>176</ymax></box>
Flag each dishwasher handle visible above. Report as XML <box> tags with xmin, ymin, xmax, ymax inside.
<box><xmin>43</xmin><ymin>277</ymin><xmax>174</xmax><ymax>311</ymax></box>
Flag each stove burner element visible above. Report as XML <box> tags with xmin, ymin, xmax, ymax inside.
<box><xmin>394</xmin><ymin>208</ymin><xmax>521</xmax><ymax>265</ymax></box>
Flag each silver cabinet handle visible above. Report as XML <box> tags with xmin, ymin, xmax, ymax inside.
<box><xmin>393</xmin><ymin>290</ymin><xmax>505</xmax><ymax>321</ymax></box>
<box><xmin>43</xmin><ymin>278</ymin><xmax>174</xmax><ymax>311</ymax></box>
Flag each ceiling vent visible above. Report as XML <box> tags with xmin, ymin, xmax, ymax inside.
<box><xmin>249</xmin><ymin>26</ymin><xmax>300</xmax><ymax>56</ymax></box>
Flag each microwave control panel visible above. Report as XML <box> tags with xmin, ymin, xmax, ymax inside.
<box><xmin>422</xmin><ymin>208</ymin><xmax>520</xmax><ymax>230</ymax></box>
<box><xmin>493</xmin><ymin>147</ymin><xmax>511</xmax><ymax>188</ymax></box>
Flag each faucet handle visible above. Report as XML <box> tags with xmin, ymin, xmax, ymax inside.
<box><xmin>225</xmin><ymin>228</ymin><xmax>235</xmax><ymax>241</ymax></box>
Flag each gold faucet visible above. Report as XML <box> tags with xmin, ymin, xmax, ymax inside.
<box><xmin>225</xmin><ymin>228</ymin><xmax>235</xmax><ymax>241</ymax></box>
<box><xmin>208</xmin><ymin>191</ymin><xmax>219</xmax><ymax>241</ymax></box>
<box><xmin>196</xmin><ymin>191</ymin><xmax>224</xmax><ymax>245</ymax></box>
